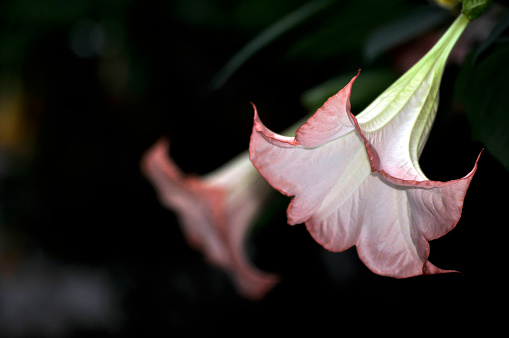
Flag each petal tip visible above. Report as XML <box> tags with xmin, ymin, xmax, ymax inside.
<box><xmin>250</xmin><ymin>102</ymin><xmax>266</xmax><ymax>134</ymax></box>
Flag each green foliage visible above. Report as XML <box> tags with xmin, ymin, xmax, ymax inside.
<box><xmin>456</xmin><ymin>43</ymin><xmax>509</xmax><ymax>171</ymax></box>
<box><xmin>301</xmin><ymin>68</ymin><xmax>398</xmax><ymax>113</ymax></box>
<box><xmin>473</xmin><ymin>8</ymin><xmax>509</xmax><ymax>61</ymax></box>
<box><xmin>210</xmin><ymin>0</ymin><xmax>334</xmax><ymax>90</ymax></box>
<box><xmin>364</xmin><ymin>5</ymin><xmax>450</xmax><ymax>62</ymax></box>
<box><xmin>283</xmin><ymin>0</ymin><xmax>418</xmax><ymax>62</ymax></box>
<box><xmin>461</xmin><ymin>0</ymin><xmax>492</xmax><ymax>20</ymax></box>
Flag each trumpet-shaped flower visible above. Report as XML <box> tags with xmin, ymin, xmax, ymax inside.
<box><xmin>142</xmin><ymin>139</ymin><xmax>279</xmax><ymax>299</ymax></box>
<box><xmin>249</xmin><ymin>14</ymin><xmax>480</xmax><ymax>277</ymax></box>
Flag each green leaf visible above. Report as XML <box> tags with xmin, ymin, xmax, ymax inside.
<box><xmin>473</xmin><ymin>8</ymin><xmax>509</xmax><ymax>63</ymax></box>
<box><xmin>363</xmin><ymin>5</ymin><xmax>450</xmax><ymax>62</ymax></box>
<box><xmin>455</xmin><ymin>43</ymin><xmax>509</xmax><ymax>171</ymax></box>
<box><xmin>209</xmin><ymin>0</ymin><xmax>334</xmax><ymax>90</ymax></box>
<box><xmin>461</xmin><ymin>0</ymin><xmax>492</xmax><ymax>21</ymax></box>
<box><xmin>301</xmin><ymin>68</ymin><xmax>398</xmax><ymax>113</ymax></box>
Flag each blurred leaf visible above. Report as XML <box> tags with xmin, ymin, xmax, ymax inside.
<box><xmin>210</xmin><ymin>0</ymin><xmax>334</xmax><ymax>90</ymax></box>
<box><xmin>455</xmin><ymin>43</ymin><xmax>509</xmax><ymax>171</ymax></box>
<box><xmin>231</xmin><ymin>0</ymin><xmax>310</xmax><ymax>32</ymax></box>
<box><xmin>461</xmin><ymin>0</ymin><xmax>492</xmax><ymax>21</ymax></box>
<box><xmin>301</xmin><ymin>68</ymin><xmax>398</xmax><ymax>113</ymax></box>
<box><xmin>284</xmin><ymin>0</ymin><xmax>419</xmax><ymax>62</ymax></box>
<box><xmin>364</xmin><ymin>5</ymin><xmax>450</xmax><ymax>62</ymax></box>
<box><xmin>170</xmin><ymin>0</ymin><xmax>228</xmax><ymax>27</ymax></box>
<box><xmin>473</xmin><ymin>8</ymin><xmax>509</xmax><ymax>62</ymax></box>
<box><xmin>433</xmin><ymin>0</ymin><xmax>460</xmax><ymax>11</ymax></box>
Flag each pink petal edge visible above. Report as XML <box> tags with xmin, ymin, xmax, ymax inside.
<box><xmin>348</xmin><ymin>107</ymin><xmax>482</xmax><ymax>277</ymax></box>
<box><xmin>142</xmin><ymin>138</ymin><xmax>279</xmax><ymax>300</ymax></box>
<box><xmin>351</xmin><ymin>109</ymin><xmax>483</xmax><ymax>188</ymax></box>
<box><xmin>250</xmin><ymin>71</ymin><xmax>481</xmax><ymax>278</ymax></box>
<box><xmin>249</xmin><ymin>71</ymin><xmax>363</xmax><ymax>226</ymax></box>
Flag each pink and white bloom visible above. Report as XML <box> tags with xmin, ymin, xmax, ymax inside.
<box><xmin>142</xmin><ymin>139</ymin><xmax>279</xmax><ymax>299</ymax></box>
<box><xmin>249</xmin><ymin>14</ymin><xmax>480</xmax><ymax>277</ymax></box>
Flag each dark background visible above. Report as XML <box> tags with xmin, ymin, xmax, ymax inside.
<box><xmin>0</xmin><ymin>0</ymin><xmax>507</xmax><ymax>336</ymax></box>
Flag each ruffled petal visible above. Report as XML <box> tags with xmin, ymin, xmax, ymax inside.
<box><xmin>304</xmin><ymin>170</ymin><xmax>462</xmax><ymax>278</ymax></box>
<box><xmin>347</xmin><ymin>115</ymin><xmax>482</xmax><ymax>276</ymax></box>
<box><xmin>353</xmin><ymin>174</ymin><xmax>454</xmax><ymax>277</ymax></box>
<box><xmin>249</xmin><ymin>76</ymin><xmax>365</xmax><ymax>225</ymax></box>
<box><xmin>405</xmin><ymin>151</ymin><xmax>481</xmax><ymax>241</ymax></box>
<box><xmin>294</xmin><ymin>70</ymin><xmax>359</xmax><ymax>147</ymax></box>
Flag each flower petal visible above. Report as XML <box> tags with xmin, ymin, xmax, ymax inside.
<box><xmin>353</xmin><ymin>174</ymin><xmax>443</xmax><ymax>276</ymax></box>
<box><xmin>142</xmin><ymin>139</ymin><xmax>279</xmax><ymax>299</ymax></box>
<box><xmin>250</xmin><ymin>70</ymin><xmax>480</xmax><ymax>277</ymax></box>
<box><xmin>294</xmin><ymin>70</ymin><xmax>359</xmax><ymax>147</ymax></box>
<box><xmin>345</xmin><ymin>115</ymin><xmax>481</xmax><ymax>276</ymax></box>
<box><xmin>249</xmin><ymin>15</ymin><xmax>477</xmax><ymax>279</ymax></box>
<box><xmin>141</xmin><ymin>139</ymin><xmax>230</xmax><ymax>266</ymax></box>
<box><xmin>354</xmin><ymin>173</ymin><xmax>461</xmax><ymax>277</ymax></box>
<box><xmin>305</xmin><ymin>168</ymin><xmax>475</xmax><ymax>277</ymax></box>
<box><xmin>303</xmin><ymin>151</ymin><xmax>372</xmax><ymax>252</ymax></box>
<box><xmin>249</xmin><ymin>75</ymin><xmax>363</xmax><ymax>225</ymax></box>
<box><xmin>405</xmin><ymin>151</ymin><xmax>482</xmax><ymax>242</ymax></box>
<box><xmin>354</xmin><ymin>14</ymin><xmax>470</xmax><ymax>181</ymax></box>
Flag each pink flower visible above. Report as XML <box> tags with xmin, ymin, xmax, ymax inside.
<box><xmin>142</xmin><ymin>139</ymin><xmax>279</xmax><ymax>299</ymax></box>
<box><xmin>249</xmin><ymin>14</ymin><xmax>481</xmax><ymax>277</ymax></box>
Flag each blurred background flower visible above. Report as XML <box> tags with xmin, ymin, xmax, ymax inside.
<box><xmin>0</xmin><ymin>0</ymin><xmax>508</xmax><ymax>336</ymax></box>
<box><xmin>142</xmin><ymin>139</ymin><xmax>279</xmax><ymax>300</ymax></box>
